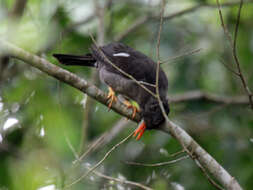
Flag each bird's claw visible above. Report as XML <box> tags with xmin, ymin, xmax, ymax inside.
<box><xmin>123</xmin><ymin>100</ymin><xmax>140</xmax><ymax>119</ymax></box>
<box><xmin>133</xmin><ymin>121</ymin><xmax>146</xmax><ymax>140</ymax></box>
<box><xmin>107</xmin><ymin>87</ymin><xmax>117</xmax><ymax>110</ymax></box>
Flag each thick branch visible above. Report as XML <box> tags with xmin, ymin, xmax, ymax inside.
<box><xmin>160</xmin><ymin>121</ymin><xmax>242</xmax><ymax>190</ymax></box>
<box><xmin>0</xmin><ymin>40</ymin><xmax>141</xmax><ymax>122</ymax></box>
<box><xmin>169</xmin><ymin>91</ymin><xmax>249</xmax><ymax>105</ymax></box>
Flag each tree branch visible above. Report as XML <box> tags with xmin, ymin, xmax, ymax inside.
<box><xmin>90</xmin><ymin>168</ymin><xmax>153</xmax><ymax>190</ymax></box>
<box><xmin>0</xmin><ymin>40</ymin><xmax>141</xmax><ymax>122</ymax></box>
<box><xmin>114</xmin><ymin>0</ymin><xmax>253</xmax><ymax>42</ymax></box>
<box><xmin>124</xmin><ymin>155</ymin><xmax>189</xmax><ymax>167</ymax></box>
<box><xmin>63</xmin><ymin>14</ymin><xmax>95</xmax><ymax>34</ymax></box>
<box><xmin>154</xmin><ymin>1</ymin><xmax>238</xmax><ymax>189</ymax></box>
<box><xmin>194</xmin><ymin>159</ymin><xmax>225</xmax><ymax>190</ymax></box>
<box><xmin>216</xmin><ymin>0</ymin><xmax>253</xmax><ymax>110</ymax></box>
<box><xmin>66</xmin><ymin>129</ymin><xmax>152</xmax><ymax>190</ymax></box>
<box><xmin>160</xmin><ymin>120</ymin><xmax>242</xmax><ymax>190</ymax></box>
<box><xmin>65</xmin><ymin>132</ymin><xmax>134</xmax><ymax>189</ymax></box>
<box><xmin>169</xmin><ymin>90</ymin><xmax>249</xmax><ymax>105</ymax></box>
<box><xmin>87</xmin><ymin>118</ymin><xmax>130</xmax><ymax>153</ymax></box>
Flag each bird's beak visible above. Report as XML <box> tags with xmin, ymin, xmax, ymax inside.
<box><xmin>133</xmin><ymin>120</ymin><xmax>146</xmax><ymax>140</ymax></box>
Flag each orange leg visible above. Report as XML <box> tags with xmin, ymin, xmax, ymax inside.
<box><xmin>123</xmin><ymin>100</ymin><xmax>140</xmax><ymax>119</ymax></box>
<box><xmin>133</xmin><ymin>121</ymin><xmax>146</xmax><ymax>140</ymax></box>
<box><xmin>107</xmin><ymin>87</ymin><xmax>117</xmax><ymax>109</ymax></box>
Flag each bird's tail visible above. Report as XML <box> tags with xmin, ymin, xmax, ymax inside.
<box><xmin>53</xmin><ymin>53</ymin><xmax>96</xmax><ymax>67</ymax></box>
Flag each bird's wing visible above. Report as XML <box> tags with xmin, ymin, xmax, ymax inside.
<box><xmin>91</xmin><ymin>42</ymin><xmax>168</xmax><ymax>90</ymax></box>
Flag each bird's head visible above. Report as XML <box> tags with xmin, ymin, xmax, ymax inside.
<box><xmin>142</xmin><ymin>97</ymin><xmax>170</xmax><ymax>129</ymax></box>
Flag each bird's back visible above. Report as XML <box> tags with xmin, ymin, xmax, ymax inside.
<box><xmin>91</xmin><ymin>42</ymin><xmax>168</xmax><ymax>94</ymax></box>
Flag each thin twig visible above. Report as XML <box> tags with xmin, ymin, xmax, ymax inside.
<box><xmin>65</xmin><ymin>129</ymin><xmax>152</xmax><ymax>190</ymax></box>
<box><xmin>155</xmin><ymin>0</ymin><xmax>166</xmax><ymax>111</ymax></box>
<box><xmin>161</xmin><ymin>48</ymin><xmax>202</xmax><ymax>64</ymax></box>
<box><xmin>139</xmin><ymin>81</ymin><xmax>157</xmax><ymax>87</ymax></box>
<box><xmin>155</xmin><ymin>0</ymin><xmax>171</xmax><ymax>131</ymax></box>
<box><xmin>216</xmin><ymin>0</ymin><xmax>253</xmax><ymax>110</ymax></box>
<box><xmin>195</xmin><ymin>160</ymin><xmax>225</xmax><ymax>190</ymax></box>
<box><xmin>232</xmin><ymin>0</ymin><xmax>253</xmax><ymax>109</ymax></box>
<box><xmin>114</xmin><ymin>15</ymin><xmax>149</xmax><ymax>42</ymax></box>
<box><xmin>168</xmin><ymin>149</ymin><xmax>186</xmax><ymax>157</ymax></box>
<box><xmin>90</xmin><ymin>169</ymin><xmax>153</xmax><ymax>190</ymax></box>
<box><xmin>64</xmin><ymin>131</ymin><xmax>134</xmax><ymax>189</ymax></box>
<box><xmin>87</xmin><ymin>118</ymin><xmax>130</xmax><ymax>153</ymax></box>
<box><xmin>219</xmin><ymin>59</ymin><xmax>240</xmax><ymax>76</ymax></box>
<box><xmin>74</xmin><ymin>134</ymin><xmax>106</xmax><ymax>165</ymax></box>
<box><xmin>65</xmin><ymin>135</ymin><xmax>80</xmax><ymax>161</ymax></box>
<box><xmin>124</xmin><ymin>155</ymin><xmax>189</xmax><ymax>167</ymax></box>
<box><xmin>63</xmin><ymin>14</ymin><xmax>95</xmax><ymax>34</ymax></box>
<box><xmin>233</xmin><ymin>0</ymin><xmax>243</xmax><ymax>53</ymax></box>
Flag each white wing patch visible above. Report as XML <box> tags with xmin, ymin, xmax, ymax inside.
<box><xmin>113</xmin><ymin>52</ymin><xmax>130</xmax><ymax>57</ymax></box>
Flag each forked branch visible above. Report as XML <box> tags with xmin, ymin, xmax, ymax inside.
<box><xmin>216</xmin><ymin>0</ymin><xmax>253</xmax><ymax>110</ymax></box>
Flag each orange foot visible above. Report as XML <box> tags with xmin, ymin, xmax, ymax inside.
<box><xmin>123</xmin><ymin>100</ymin><xmax>140</xmax><ymax>119</ymax></box>
<box><xmin>133</xmin><ymin>121</ymin><xmax>146</xmax><ymax>140</ymax></box>
<box><xmin>107</xmin><ymin>87</ymin><xmax>117</xmax><ymax>110</ymax></box>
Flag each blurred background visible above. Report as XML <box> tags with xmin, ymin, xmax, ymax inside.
<box><xmin>0</xmin><ymin>0</ymin><xmax>253</xmax><ymax>189</ymax></box>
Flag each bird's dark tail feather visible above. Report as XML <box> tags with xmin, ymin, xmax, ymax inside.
<box><xmin>53</xmin><ymin>53</ymin><xmax>96</xmax><ymax>67</ymax></box>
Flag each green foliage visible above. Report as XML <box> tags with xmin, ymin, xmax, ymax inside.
<box><xmin>0</xmin><ymin>0</ymin><xmax>253</xmax><ymax>190</ymax></box>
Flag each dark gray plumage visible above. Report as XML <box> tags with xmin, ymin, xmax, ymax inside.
<box><xmin>53</xmin><ymin>42</ymin><xmax>170</xmax><ymax>132</ymax></box>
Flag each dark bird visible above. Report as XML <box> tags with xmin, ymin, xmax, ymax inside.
<box><xmin>53</xmin><ymin>42</ymin><xmax>170</xmax><ymax>140</ymax></box>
